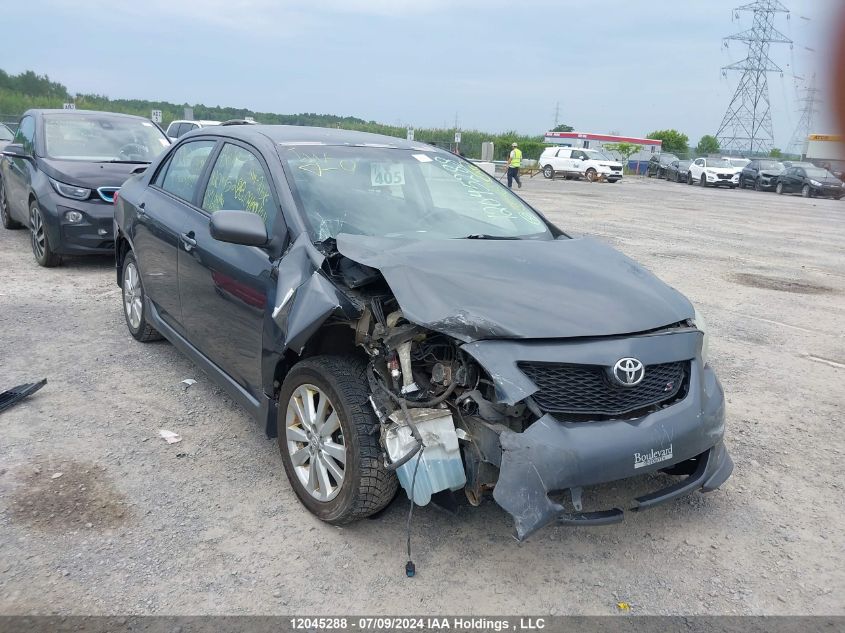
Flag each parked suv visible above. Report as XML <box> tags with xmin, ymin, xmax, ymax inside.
<box><xmin>647</xmin><ymin>153</ymin><xmax>679</xmax><ymax>179</ymax></box>
<box><xmin>114</xmin><ymin>125</ymin><xmax>731</xmax><ymax>540</ymax></box>
<box><xmin>0</xmin><ymin>109</ymin><xmax>170</xmax><ymax>266</ymax></box>
<box><xmin>165</xmin><ymin>119</ymin><xmax>220</xmax><ymax>141</ymax></box>
<box><xmin>739</xmin><ymin>159</ymin><xmax>784</xmax><ymax>191</ymax></box>
<box><xmin>687</xmin><ymin>157</ymin><xmax>740</xmax><ymax>188</ymax></box>
<box><xmin>539</xmin><ymin>147</ymin><xmax>623</xmax><ymax>182</ymax></box>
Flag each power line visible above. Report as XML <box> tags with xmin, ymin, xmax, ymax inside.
<box><xmin>786</xmin><ymin>72</ymin><xmax>821</xmax><ymax>156</ymax></box>
<box><xmin>715</xmin><ymin>0</ymin><xmax>792</xmax><ymax>154</ymax></box>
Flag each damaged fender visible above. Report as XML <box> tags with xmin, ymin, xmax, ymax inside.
<box><xmin>271</xmin><ymin>233</ymin><xmax>359</xmax><ymax>354</ymax></box>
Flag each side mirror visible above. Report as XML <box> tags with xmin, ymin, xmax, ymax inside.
<box><xmin>2</xmin><ymin>143</ymin><xmax>30</xmax><ymax>159</ymax></box>
<box><xmin>209</xmin><ymin>210</ymin><xmax>268</xmax><ymax>247</ymax></box>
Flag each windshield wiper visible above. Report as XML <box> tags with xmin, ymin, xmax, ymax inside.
<box><xmin>460</xmin><ymin>234</ymin><xmax>522</xmax><ymax>240</ymax></box>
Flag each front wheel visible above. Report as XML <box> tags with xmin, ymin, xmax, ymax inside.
<box><xmin>802</xmin><ymin>184</ymin><xmax>812</xmax><ymax>198</ymax></box>
<box><xmin>687</xmin><ymin>173</ymin><xmax>694</xmax><ymax>185</ymax></box>
<box><xmin>776</xmin><ymin>182</ymin><xmax>784</xmax><ymax>195</ymax></box>
<box><xmin>700</xmin><ymin>175</ymin><xmax>707</xmax><ymax>187</ymax></box>
<box><xmin>542</xmin><ymin>165</ymin><xmax>554</xmax><ymax>179</ymax></box>
<box><xmin>754</xmin><ymin>178</ymin><xmax>762</xmax><ymax>191</ymax></box>
<box><xmin>585</xmin><ymin>168</ymin><xmax>597</xmax><ymax>182</ymax></box>
<box><xmin>278</xmin><ymin>356</ymin><xmax>398</xmax><ymax>525</ymax></box>
<box><xmin>121</xmin><ymin>251</ymin><xmax>162</xmax><ymax>342</ymax></box>
<box><xmin>29</xmin><ymin>201</ymin><xmax>60</xmax><ymax>267</ymax></box>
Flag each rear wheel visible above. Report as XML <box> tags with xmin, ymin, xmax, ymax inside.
<box><xmin>802</xmin><ymin>184</ymin><xmax>812</xmax><ymax>198</ymax></box>
<box><xmin>585</xmin><ymin>168</ymin><xmax>597</xmax><ymax>182</ymax></box>
<box><xmin>278</xmin><ymin>355</ymin><xmax>398</xmax><ymax>524</ymax></box>
<box><xmin>0</xmin><ymin>177</ymin><xmax>23</xmax><ymax>229</ymax></box>
<box><xmin>121</xmin><ymin>251</ymin><xmax>162</xmax><ymax>342</ymax></box>
<box><xmin>776</xmin><ymin>181</ymin><xmax>784</xmax><ymax>195</ymax></box>
<box><xmin>29</xmin><ymin>200</ymin><xmax>60</xmax><ymax>267</ymax></box>
<box><xmin>542</xmin><ymin>165</ymin><xmax>554</xmax><ymax>179</ymax></box>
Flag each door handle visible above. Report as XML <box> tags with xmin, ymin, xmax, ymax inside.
<box><xmin>180</xmin><ymin>231</ymin><xmax>197</xmax><ymax>251</ymax></box>
<box><xmin>137</xmin><ymin>201</ymin><xmax>147</xmax><ymax>217</ymax></box>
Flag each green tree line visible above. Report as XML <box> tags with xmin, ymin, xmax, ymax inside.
<box><xmin>0</xmin><ymin>68</ymin><xmax>551</xmax><ymax>160</ymax></box>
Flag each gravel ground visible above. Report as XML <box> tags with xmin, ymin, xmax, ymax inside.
<box><xmin>1</xmin><ymin>176</ymin><xmax>843</xmax><ymax>616</ymax></box>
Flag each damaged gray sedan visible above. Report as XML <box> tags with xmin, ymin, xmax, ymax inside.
<box><xmin>114</xmin><ymin>125</ymin><xmax>732</xmax><ymax>540</ymax></box>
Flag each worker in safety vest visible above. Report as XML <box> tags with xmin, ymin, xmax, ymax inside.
<box><xmin>507</xmin><ymin>142</ymin><xmax>522</xmax><ymax>189</ymax></box>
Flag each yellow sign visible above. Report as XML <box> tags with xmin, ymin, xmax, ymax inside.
<box><xmin>808</xmin><ymin>134</ymin><xmax>842</xmax><ymax>141</ymax></box>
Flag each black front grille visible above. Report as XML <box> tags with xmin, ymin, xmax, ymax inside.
<box><xmin>518</xmin><ymin>360</ymin><xmax>689</xmax><ymax>418</ymax></box>
<box><xmin>717</xmin><ymin>173</ymin><xmax>732</xmax><ymax>179</ymax></box>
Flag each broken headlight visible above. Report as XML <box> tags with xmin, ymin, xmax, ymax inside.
<box><xmin>693</xmin><ymin>306</ymin><xmax>710</xmax><ymax>365</ymax></box>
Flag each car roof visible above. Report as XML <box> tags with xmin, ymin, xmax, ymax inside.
<box><xmin>24</xmin><ymin>109</ymin><xmax>151</xmax><ymax>121</ymax></box>
<box><xmin>196</xmin><ymin>124</ymin><xmax>440</xmax><ymax>151</ymax></box>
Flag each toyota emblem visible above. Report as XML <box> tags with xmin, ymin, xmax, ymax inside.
<box><xmin>613</xmin><ymin>358</ymin><xmax>645</xmax><ymax>386</ymax></box>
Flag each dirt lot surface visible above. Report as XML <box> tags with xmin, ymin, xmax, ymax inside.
<box><xmin>1</xmin><ymin>176</ymin><xmax>843</xmax><ymax>616</ymax></box>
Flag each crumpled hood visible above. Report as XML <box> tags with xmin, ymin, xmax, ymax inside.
<box><xmin>336</xmin><ymin>234</ymin><xmax>694</xmax><ymax>342</ymax></box>
<box><xmin>37</xmin><ymin>158</ymin><xmax>147</xmax><ymax>189</ymax></box>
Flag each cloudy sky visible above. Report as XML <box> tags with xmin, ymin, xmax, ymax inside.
<box><xmin>2</xmin><ymin>0</ymin><xmax>840</xmax><ymax>147</ymax></box>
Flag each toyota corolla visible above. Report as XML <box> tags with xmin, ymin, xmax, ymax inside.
<box><xmin>113</xmin><ymin>125</ymin><xmax>733</xmax><ymax>540</ymax></box>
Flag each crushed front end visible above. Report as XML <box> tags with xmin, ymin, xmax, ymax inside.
<box><xmin>357</xmin><ymin>304</ymin><xmax>732</xmax><ymax>540</ymax></box>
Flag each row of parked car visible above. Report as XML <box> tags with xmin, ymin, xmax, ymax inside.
<box><xmin>646</xmin><ymin>152</ymin><xmax>845</xmax><ymax>199</ymax></box>
<box><xmin>0</xmin><ymin>107</ymin><xmax>734</xmax><ymax>540</ymax></box>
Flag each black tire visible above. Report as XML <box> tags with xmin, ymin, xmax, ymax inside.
<box><xmin>0</xmin><ymin>176</ymin><xmax>23</xmax><ymax>229</ymax></box>
<box><xmin>802</xmin><ymin>184</ymin><xmax>811</xmax><ymax>198</ymax></box>
<box><xmin>29</xmin><ymin>200</ymin><xmax>60</xmax><ymax>267</ymax></box>
<box><xmin>542</xmin><ymin>165</ymin><xmax>554</xmax><ymax>179</ymax></box>
<box><xmin>835</xmin><ymin>196</ymin><xmax>843</xmax><ymax>201</ymax></box>
<box><xmin>585</xmin><ymin>168</ymin><xmax>597</xmax><ymax>182</ymax></box>
<box><xmin>754</xmin><ymin>178</ymin><xmax>762</xmax><ymax>191</ymax></box>
<box><xmin>700</xmin><ymin>175</ymin><xmax>707</xmax><ymax>187</ymax></box>
<box><xmin>121</xmin><ymin>251</ymin><xmax>162</xmax><ymax>342</ymax></box>
<box><xmin>687</xmin><ymin>172</ymin><xmax>694</xmax><ymax>185</ymax></box>
<box><xmin>776</xmin><ymin>181</ymin><xmax>784</xmax><ymax>195</ymax></box>
<box><xmin>278</xmin><ymin>355</ymin><xmax>398</xmax><ymax>525</ymax></box>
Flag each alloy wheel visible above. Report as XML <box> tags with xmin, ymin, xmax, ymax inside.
<box><xmin>123</xmin><ymin>261</ymin><xmax>143</xmax><ymax>331</ymax></box>
<box><xmin>285</xmin><ymin>384</ymin><xmax>346</xmax><ymax>502</ymax></box>
<box><xmin>29</xmin><ymin>205</ymin><xmax>45</xmax><ymax>260</ymax></box>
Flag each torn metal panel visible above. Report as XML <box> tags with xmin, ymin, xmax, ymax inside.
<box><xmin>0</xmin><ymin>379</ymin><xmax>47</xmax><ymax>414</ymax></box>
<box><xmin>492</xmin><ymin>361</ymin><xmax>728</xmax><ymax>540</ymax></box>
<box><xmin>336</xmin><ymin>233</ymin><xmax>695</xmax><ymax>343</ymax></box>
<box><xmin>270</xmin><ymin>233</ymin><xmax>358</xmax><ymax>354</ymax></box>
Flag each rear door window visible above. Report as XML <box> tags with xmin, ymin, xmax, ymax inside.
<box><xmin>158</xmin><ymin>140</ymin><xmax>216</xmax><ymax>203</ymax></box>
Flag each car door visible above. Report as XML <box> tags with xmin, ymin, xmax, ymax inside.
<box><xmin>552</xmin><ymin>148</ymin><xmax>570</xmax><ymax>173</ymax></box>
<box><xmin>782</xmin><ymin>167</ymin><xmax>798</xmax><ymax>192</ymax></box>
<box><xmin>3</xmin><ymin>115</ymin><xmax>36</xmax><ymax>223</ymax></box>
<box><xmin>178</xmin><ymin>140</ymin><xmax>280</xmax><ymax>399</ymax></box>
<box><xmin>134</xmin><ymin>139</ymin><xmax>217</xmax><ymax>334</ymax></box>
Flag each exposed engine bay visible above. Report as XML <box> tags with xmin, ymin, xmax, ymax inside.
<box><xmin>271</xmin><ymin>232</ymin><xmax>733</xmax><ymax>541</ymax></box>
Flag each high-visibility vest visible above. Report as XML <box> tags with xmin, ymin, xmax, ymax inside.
<box><xmin>509</xmin><ymin>148</ymin><xmax>522</xmax><ymax>167</ymax></box>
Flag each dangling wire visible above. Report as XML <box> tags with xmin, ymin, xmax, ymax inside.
<box><xmin>405</xmin><ymin>449</ymin><xmax>424</xmax><ymax>578</ymax></box>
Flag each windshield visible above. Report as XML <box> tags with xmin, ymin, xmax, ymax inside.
<box><xmin>806</xmin><ymin>167</ymin><xmax>834</xmax><ymax>179</ymax></box>
<box><xmin>43</xmin><ymin>114</ymin><xmax>170</xmax><ymax>162</ymax></box>
<box><xmin>660</xmin><ymin>154</ymin><xmax>679</xmax><ymax>164</ymax></box>
<box><xmin>759</xmin><ymin>160</ymin><xmax>783</xmax><ymax>171</ymax></box>
<box><xmin>728</xmin><ymin>158</ymin><xmax>749</xmax><ymax>167</ymax></box>
<box><xmin>0</xmin><ymin>124</ymin><xmax>13</xmax><ymax>141</ymax></box>
<box><xmin>582</xmin><ymin>149</ymin><xmax>612</xmax><ymax>162</ymax></box>
<box><xmin>281</xmin><ymin>146</ymin><xmax>553</xmax><ymax>241</ymax></box>
<box><xmin>708</xmin><ymin>159</ymin><xmax>734</xmax><ymax>168</ymax></box>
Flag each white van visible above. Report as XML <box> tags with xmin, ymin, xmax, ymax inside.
<box><xmin>539</xmin><ymin>147</ymin><xmax>624</xmax><ymax>182</ymax></box>
<box><xmin>165</xmin><ymin>119</ymin><xmax>221</xmax><ymax>142</ymax></box>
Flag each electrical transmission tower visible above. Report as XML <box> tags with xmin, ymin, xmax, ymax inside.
<box><xmin>786</xmin><ymin>73</ymin><xmax>821</xmax><ymax>157</ymax></box>
<box><xmin>715</xmin><ymin>0</ymin><xmax>792</xmax><ymax>154</ymax></box>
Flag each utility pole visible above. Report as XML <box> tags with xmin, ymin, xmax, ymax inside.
<box><xmin>787</xmin><ymin>74</ymin><xmax>821</xmax><ymax>158</ymax></box>
<box><xmin>553</xmin><ymin>101</ymin><xmax>560</xmax><ymax>129</ymax></box>
<box><xmin>715</xmin><ymin>0</ymin><xmax>792</xmax><ymax>154</ymax></box>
